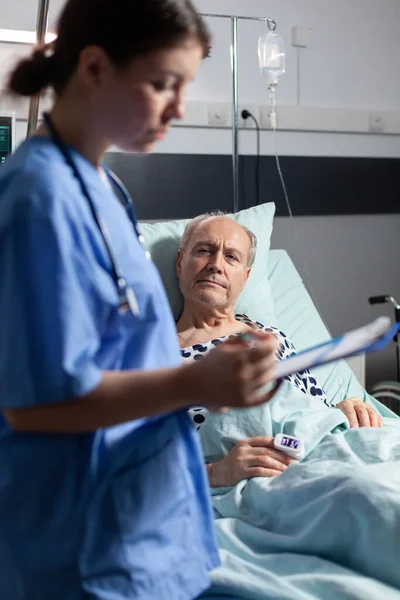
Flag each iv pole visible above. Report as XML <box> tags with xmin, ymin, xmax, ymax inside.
<box><xmin>26</xmin><ymin>0</ymin><xmax>50</xmax><ymax>137</ymax></box>
<box><xmin>201</xmin><ymin>14</ymin><xmax>276</xmax><ymax>213</ymax></box>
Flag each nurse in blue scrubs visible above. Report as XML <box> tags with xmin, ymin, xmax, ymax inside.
<box><xmin>0</xmin><ymin>1</ymin><xmax>278</xmax><ymax>598</ymax></box>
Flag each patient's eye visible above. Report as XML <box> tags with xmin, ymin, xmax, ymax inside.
<box><xmin>226</xmin><ymin>253</ymin><xmax>238</xmax><ymax>262</ymax></box>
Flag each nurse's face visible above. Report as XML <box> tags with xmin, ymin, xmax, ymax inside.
<box><xmin>94</xmin><ymin>40</ymin><xmax>203</xmax><ymax>153</ymax></box>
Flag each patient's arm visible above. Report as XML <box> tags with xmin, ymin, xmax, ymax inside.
<box><xmin>206</xmin><ymin>436</ymin><xmax>297</xmax><ymax>488</ymax></box>
<box><xmin>335</xmin><ymin>398</ymin><xmax>383</xmax><ymax>428</ymax></box>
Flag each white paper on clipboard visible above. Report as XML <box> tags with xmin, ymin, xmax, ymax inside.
<box><xmin>275</xmin><ymin>316</ymin><xmax>393</xmax><ymax>380</ymax></box>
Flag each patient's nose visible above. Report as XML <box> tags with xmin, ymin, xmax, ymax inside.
<box><xmin>207</xmin><ymin>264</ymin><xmax>221</xmax><ymax>273</ymax></box>
<box><xmin>207</xmin><ymin>253</ymin><xmax>223</xmax><ymax>273</ymax></box>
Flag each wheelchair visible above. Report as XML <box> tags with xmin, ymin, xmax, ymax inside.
<box><xmin>369</xmin><ymin>295</ymin><xmax>400</xmax><ymax>415</ymax></box>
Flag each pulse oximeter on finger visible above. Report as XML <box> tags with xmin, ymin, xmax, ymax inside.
<box><xmin>274</xmin><ymin>433</ymin><xmax>305</xmax><ymax>460</ymax></box>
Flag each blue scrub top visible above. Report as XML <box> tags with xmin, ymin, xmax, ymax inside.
<box><xmin>0</xmin><ymin>137</ymin><xmax>219</xmax><ymax>600</ymax></box>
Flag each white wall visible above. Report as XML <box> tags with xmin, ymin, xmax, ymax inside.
<box><xmin>194</xmin><ymin>0</ymin><xmax>400</xmax><ymax>110</ymax></box>
<box><xmin>2</xmin><ymin>0</ymin><xmax>400</xmax><ymax>156</ymax></box>
<box><xmin>165</xmin><ymin>0</ymin><xmax>400</xmax><ymax>157</ymax></box>
<box><xmin>0</xmin><ymin>0</ymin><xmax>66</xmax><ymax>30</ymax></box>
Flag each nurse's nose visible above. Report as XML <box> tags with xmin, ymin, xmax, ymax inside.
<box><xmin>171</xmin><ymin>90</ymin><xmax>185</xmax><ymax>121</ymax></box>
<box><xmin>174</xmin><ymin>100</ymin><xmax>185</xmax><ymax>121</ymax></box>
<box><xmin>162</xmin><ymin>93</ymin><xmax>185</xmax><ymax>126</ymax></box>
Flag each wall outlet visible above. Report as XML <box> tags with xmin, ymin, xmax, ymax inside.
<box><xmin>207</xmin><ymin>102</ymin><xmax>230</xmax><ymax>127</ymax></box>
<box><xmin>291</xmin><ymin>25</ymin><xmax>312</xmax><ymax>48</ymax></box>
<box><xmin>369</xmin><ymin>112</ymin><xmax>385</xmax><ymax>133</ymax></box>
<box><xmin>238</xmin><ymin>105</ymin><xmax>260</xmax><ymax>128</ymax></box>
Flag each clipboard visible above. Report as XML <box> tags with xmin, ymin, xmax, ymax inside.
<box><xmin>274</xmin><ymin>317</ymin><xmax>400</xmax><ymax>380</ymax></box>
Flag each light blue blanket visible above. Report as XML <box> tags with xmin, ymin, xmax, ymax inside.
<box><xmin>199</xmin><ymin>383</ymin><xmax>400</xmax><ymax>599</ymax></box>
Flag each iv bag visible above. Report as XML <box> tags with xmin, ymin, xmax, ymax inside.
<box><xmin>258</xmin><ymin>31</ymin><xmax>285</xmax><ymax>85</ymax></box>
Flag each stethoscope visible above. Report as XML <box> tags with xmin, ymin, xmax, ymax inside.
<box><xmin>43</xmin><ymin>112</ymin><xmax>148</xmax><ymax>318</ymax></box>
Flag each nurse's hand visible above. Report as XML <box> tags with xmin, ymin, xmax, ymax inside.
<box><xmin>187</xmin><ymin>332</ymin><xmax>279</xmax><ymax>412</ymax></box>
<box><xmin>207</xmin><ymin>436</ymin><xmax>297</xmax><ymax>488</ymax></box>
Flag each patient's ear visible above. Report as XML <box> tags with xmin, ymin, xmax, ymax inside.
<box><xmin>245</xmin><ymin>267</ymin><xmax>251</xmax><ymax>282</ymax></box>
<box><xmin>176</xmin><ymin>249</ymin><xmax>182</xmax><ymax>278</ymax></box>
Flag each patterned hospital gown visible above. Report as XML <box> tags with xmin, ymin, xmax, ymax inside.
<box><xmin>180</xmin><ymin>314</ymin><xmax>330</xmax><ymax>430</ymax></box>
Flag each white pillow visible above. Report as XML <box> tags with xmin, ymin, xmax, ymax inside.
<box><xmin>139</xmin><ymin>203</ymin><xmax>276</xmax><ymax>324</ymax></box>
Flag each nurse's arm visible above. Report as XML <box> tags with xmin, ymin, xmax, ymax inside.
<box><xmin>4</xmin><ymin>334</ymin><xmax>278</xmax><ymax>433</ymax></box>
<box><xmin>3</xmin><ymin>368</ymin><xmax>194</xmax><ymax>433</ymax></box>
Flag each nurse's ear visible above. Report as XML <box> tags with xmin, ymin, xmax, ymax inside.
<box><xmin>176</xmin><ymin>249</ymin><xmax>183</xmax><ymax>279</ymax></box>
<box><xmin>76</xmin><ymin>45</ymin><xmax>114</xmax><ymax>91</ymax></box>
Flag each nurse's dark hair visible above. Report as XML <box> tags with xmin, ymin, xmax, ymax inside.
<box><xmin>8</xmin><ymin>0</ymin><xmax>211</xmax><ymax>97</ymax></box>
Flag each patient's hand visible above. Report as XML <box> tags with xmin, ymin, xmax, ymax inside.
<box><xmin>335</xmin><ymin>398</ymin><xmax>383</xmax><ymax>428</ymax></box>
<box><xmin>206</xmin><ymin>436</ymin><xmax>297</xmax><ymax>488</ymax></box>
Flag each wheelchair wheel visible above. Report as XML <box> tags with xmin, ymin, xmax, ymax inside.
<box><xmin>370</xmin><ymin>381</ymin><xmax>400</xmax><ymax>415</ymax></box>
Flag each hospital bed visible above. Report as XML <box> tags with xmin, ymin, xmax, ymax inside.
<box><xmin>140</xmin><ymin>207</ymin><xmax>400</xmax><ymax>598</ymax></box>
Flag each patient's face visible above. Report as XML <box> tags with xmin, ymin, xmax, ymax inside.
<box><xmin>176</xmin><ymin>218</ymin><xmax>251</xmax><ymax>310</ymax></box>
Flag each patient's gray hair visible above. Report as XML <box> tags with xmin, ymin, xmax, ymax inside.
<box><xmin>179</xmin><ymin>211</ymin><xmax>257</xmax><ymax>267</ymax></box>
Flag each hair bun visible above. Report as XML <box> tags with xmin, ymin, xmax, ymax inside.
<box><xmin>8</xmin><ymin>47</ymin><xmax>55</xmax><ymax>97</ymax></box>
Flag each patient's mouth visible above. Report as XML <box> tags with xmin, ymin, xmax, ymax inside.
<box><xmin>197</xmin><ymin>279</ymin><xmax>225</xmax><ymax>288</ymax></box>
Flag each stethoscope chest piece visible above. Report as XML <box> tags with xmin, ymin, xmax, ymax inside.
<box><xmin>117</xmin><ymin>278</ymin><xmax>140</xmax><ymax>317</ymax></box>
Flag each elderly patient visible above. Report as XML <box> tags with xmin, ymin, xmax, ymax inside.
<box><xmin>176</xmin><ymin>212</ymin><xmax>382</xmax><ymax>488</ymax></box>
